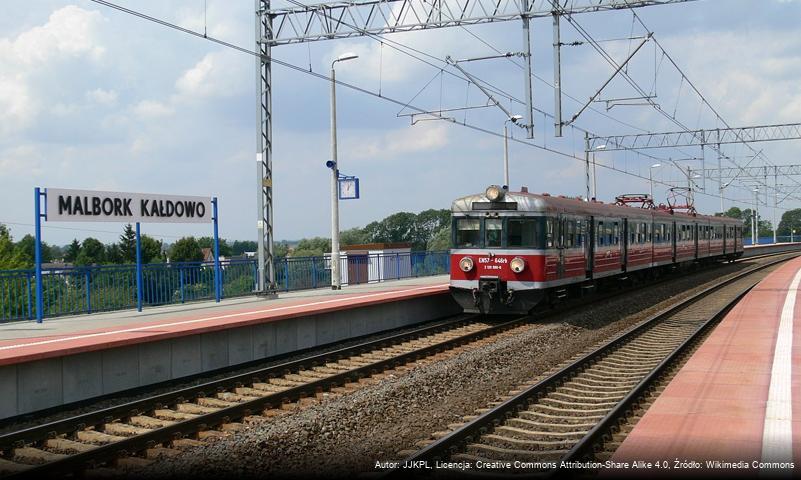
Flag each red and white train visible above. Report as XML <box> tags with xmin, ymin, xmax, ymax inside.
<box><xmin>449</xmin><ymin>185</ymin><xmax>744</xmax><ymax>314</ymax></box>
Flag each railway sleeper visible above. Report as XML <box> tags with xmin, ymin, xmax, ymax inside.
<box><xmin>518</xmin><ymin>410</ymin><xmax>604</xmax><ymax>423</ymax></box>
<box><xmin>549</xmin><ymin>390</ymin><xmax>624</xmax><ymax>402</ymax></box>
<box><xmin>482</xmin><ymin>434</ymin><xmax>575</xmax><ymax>450</ymax></box>
<box><xmin>13</xmin><ymin>446</ymin><xmax>68</xmax><ymax>464</ymax></box>
<box><xmin>495</xmin><ymin>426</ymin><xmax>587</xmax><ymax>440</ymax></box>
<box><xmin>44</xmin><ymin>438</ymin><xmax>97</xmax><ymax>454</ymax></box>
<box><xmin>506</xmin><ymin>418</ymin><xmax>597</xmax><ymax>432</ymax></box>
<box><xmin>102</xmin><ymin>423</ymin><xmax>153</xmax><ymax>437</ymax></box>
<box><xmin>527</xmin><ymin>404</ymin><xmax>609</xmax><ymax>416</ymax></box>
<box><xmin>75</xmin><ymin>430</ymin><xmax>126</xmax><ymax>444</ymax></box>
<box><xmin>465</xmin><ymin>443</ymin><xmax>567</xmax><ymax>461</ymax></box>
<box><xmin>153</xmin><ymin>409</ymin><xmax>197</xmax><ymax>421</ymax></box>
<box><xmin>539</xmin><ymin>398</ymin><xmax>618</xmax><ymax>410</ymax></box>
<box><xmin>557</xmin><ymin>385</ymin><xmax>630</xmax><ymax>397</ymax></box>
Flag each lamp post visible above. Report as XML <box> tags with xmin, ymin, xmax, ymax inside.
<box><xmin>592</xmin><ymin>144</ymin><xmax>606</xmax><ymax>200</ymax></box>
<box><xmin>329</xmin><ymin>52</ymin><xmax>358</xmax><ymax>290</ymax></box>
<box><xmin>503</xmin><ymin>115</ymin><xmax>523</xmax><ymax>189</ymax></box>
<box><xmin>649</xmin><ymin>163</ymin><xmax>661</xmax><ymax>199</ymax></box>
<box><xmin>719</xmin><ymin>181</ymin><xmax>731</xmax><ymax>213</ymax></box>
<box><xmin>752</xmin><ymin>187</ymin><xmax>760</xmax><ymax>245</ymax></box>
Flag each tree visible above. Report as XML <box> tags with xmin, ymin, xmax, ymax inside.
<box><xmin>231</xmin><ymin>240</ymin><xmax>258</xmax><ymax>256</ymax></box>
<box><xmin>291</xmin><ymin>237</ymin><xmax>331</xmax><ymax>257</ymax></box>
<box><xmin>0</xmin><ymin>225</ymin><xmax>26</xmax><ymax>269</ymax></box>
<box><xmin>427</xmin><ymin>226</ymin><xmax>451</xmax><ymax>251</ymax></box>
<box><xmin>106</xmin><ymin>243</ymin><xmax>124</xmax><ymax>264</ymax></box>
<box><xmin>197</xmin><ymin>236</ymin><xmax>232</xmax><ymax>257</ymax></box>
<box><xmin>75</xmin><ymin>238</ymin><xmax>106</xmax><ymax>265</ymax></box>
<box><xmin>141</xmin><ymin>235</ymin><xmax>164</xmax><ymax>263</ymax></box>
<box><xmin>340</xmin><ymin>227</ymin><xmax>368</xmax><ymax>246</ymax></box>
<box><xmin>274</xmin><ymin>241</ymin><xmax>289</xmax><ymax>259</ymax></box>
<box><xmin>65</xmin><ymin>239</ymin><xmax>81</xmax><ymax>263</ymax></box>
<box><xmin>119</xmin><ymin>224</ymin><xmax>136</xmax><ymax>263</ymax></box>
<box><xmin>777</xmin><ymin>208</ymin><xmax>801</xmax><ymax>236</ymax></box>
<box><xmin>13</xmin><ymin>234</ymin><xmax>52</xmax><ymax>266</ymax></box>
<box><xmin>169</xmin><ymin>237</ymin><xmax>203</xmax><ymax>262</ymax></box>
<box><xmin>415</xmin><ymin>209</ymin><xmax>450</xmax><ymax>247</ymax></box>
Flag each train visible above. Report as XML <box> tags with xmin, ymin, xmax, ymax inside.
<box><xmin>449</xmin><ymin>185</ymin><xmax>744</xmax><ymax>314</ymax></box>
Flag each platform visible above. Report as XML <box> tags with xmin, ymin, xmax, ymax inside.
<box><xmin>0</xmin><ymin>276</ymin><xmax>456</xmax><ymax>420</ymax></box>
<box><xmin>612</xmin><ymin>257</ymin><xmax>801</xmax><ymax>474</ymax></box>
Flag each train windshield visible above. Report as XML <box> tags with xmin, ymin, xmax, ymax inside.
<box><xmin>485</xmin><ymin>219</ymin><xmax>503</xmax><ymax>247</ymax></box>
<box><xmin>455</xmin><ymin>218</ymin><xmax>481</xmax><ymax>247</ymax></box>
<box><xmin>508</xmin><ymin>219</ymin><xmax>542</xmax><ymax>248</ymax></box>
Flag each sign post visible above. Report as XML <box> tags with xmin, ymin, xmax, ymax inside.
<box><xmin>34</xmin><ymin>188</ymin><xmax>45</xmax><ymax>323</ymax></box>
<box><xmin>212</xmin><ymin>197</ymin><xmax>221</xmax><ymax>303</ymax></box>
<box><xmin>135</xmin><ymin>222</ymin><xmax>143</xmax><ymax>312</ymax></box>
<box><xmin>33</xmin><ymin>187</ymin><xmax>217</xmax><ymax>321</ymax></box>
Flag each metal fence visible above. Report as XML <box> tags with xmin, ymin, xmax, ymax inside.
<box><xmin>744</xmin><ymin>236</ymin><xmax>800</xmax><ymax>245</ymax></box>
<box><xmin>273</xmin><ymin>250</ymin><xmax>450</xmax><ymax>291</ymax></box>
<box><xmin>0</xmin><ymin>251</ymin><xmax>450</xmax><ymax>322</ymax></box>
<box><xmin>0</xmin><ymin>260</ymin><xmax>257</xmax><ymax>322</ymax></box>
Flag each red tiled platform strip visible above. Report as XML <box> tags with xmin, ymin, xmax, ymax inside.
<box><xmin>612</xmin><ymin>256</ymin><xmax>801</xmax><ymax>465</ymax></box>
<box><xmin>0</xmin><ymin>283</ymin><xmax>449</xmax><ymax>367</ymax></box>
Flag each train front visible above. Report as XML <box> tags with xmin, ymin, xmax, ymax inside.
<box><xmin>449</xmin><ymin>185</ymin><xmax>546</xmax><ymax>314</ymax></box>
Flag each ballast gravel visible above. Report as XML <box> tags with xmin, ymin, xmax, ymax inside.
<box><xmin>141</xmin><ymin>261</ymin><xmax>760</xmax><ymax>479</ymax></box>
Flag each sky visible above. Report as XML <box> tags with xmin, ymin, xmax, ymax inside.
<box><xmin>2</xmin><ymin>0</ymin><xmax>801</xmax><ymax>246</ymax></box>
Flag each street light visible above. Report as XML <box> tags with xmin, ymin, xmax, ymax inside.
<box><xmin>649</xmin><ymin>163</ymin><xmax>661</xmax><ymax>199</ymax></box>
<box><xmin>503</xmin><ymin>114</ymin><xmax>523</xmax><ymax>188</ymax></box>
<box><xmin>329</xmin><ymin>52</ymin><xmax>359</xmax><ymax>290</ymax></box>
<box><xmin>752</xmin><ymin>188</ymin><xmax>758</xmax><ymax>244</ymax></box>
<box><xmin>592</xmin><ymin>144</ymin><xmax>606</xmax><ymax>200</ymax></box>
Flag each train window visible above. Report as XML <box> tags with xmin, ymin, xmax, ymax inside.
<box><xmin>576</xmin><ymin>220</ymin><xmax>584</xmax><ymax>247</ymax></box>
<box><xmin>565</xmin><ymin>221</ymin><xmax>575</xmax><ymax>248</ymax></box>
<box><xmin>485</xmin><ymin>218</ymin><xmax>503</xmax><ymax>248</ymax></box>
<box><xmin>507</xmin><ymin>218</ymin><xmax>542</xmax><ymax>248</ymax></box>
<box><xmin>597</xmin><ymin>221</ymin><xmax>605</xmax><ymax>246</ymax></box>
<box><xmin>455</xmin><ymin>218</ymin><xmax>481</xmax><ymax>248</ymax></box>
<box><xmin>545</xmin><ymin>218</ymin><xmax>556</xmax><ymax>248</ymax></box>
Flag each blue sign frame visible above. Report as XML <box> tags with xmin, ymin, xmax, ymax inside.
<box><xmin>33</xmin><ymin>188</ymin><xmax>222</xmax><ymax>323</ymax></box>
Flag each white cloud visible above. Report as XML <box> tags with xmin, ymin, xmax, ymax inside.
<box><xmin>132</xmin><ymin>100</ymin><xmax>174</xmax><ymax>118</ymax></box>
<box><xmin>174</xmin><ymin>51</ymin><xmax>245</xmax><ymax>100</ymax></box>
<box><xmin>0</xmin><ymin>5</ymin><xmax>105</xmax><ymax>135</ymax></box>
<box><xmin>86</xmin><ymin>88</ymin><xmax>118</xmax><ymax>106</ymax></box>
<box><xmin>348</xmin><ymin>123</ymin><xmax>450</xmax><ymax>160</ymax></box>
<box><xmin>1</xmin><ymin>5</ymin><xmax>105</xmax><ymax>66</ymax></box>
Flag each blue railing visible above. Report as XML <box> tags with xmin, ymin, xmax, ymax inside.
<box><xmin>273</xmin><ymin>250</ymin><xmax>450</xmax><ymax>292</ymax></box>
<box><xmin>744</xmin><ymin>236</ymin><xmax>801</xmax><ymax>245</ymax></box>
<box><xmin>0</xmin><ymin>260</ymin><xmax>257</xmax><ymax>322</ymax></box>
<box><xmin>0</xmin><ymin>251</ymin><xmax>451</xmax><ymax>322</ymax></box>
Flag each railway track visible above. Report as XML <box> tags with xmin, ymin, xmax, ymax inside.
<box><xmin>0</xmin><ymin>252</ymin><xmax>791</xmax><ymax>478</ymax></box>
<box><xmin>0</xmin><ymin>314</ymin><xmax>534</xmax><ymax>477</ymax></box>
<box><xmin>393</xmin><ymin>253</ymin><xmax>794</xmax><ymax>476</ymax></box>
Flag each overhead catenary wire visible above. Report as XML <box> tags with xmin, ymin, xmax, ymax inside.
<box><xmin>83</xmin><ymin>0</ymin><xmax>794</xmax><ymax>210</ymax></box>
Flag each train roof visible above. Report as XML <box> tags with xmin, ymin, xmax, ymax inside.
<box><xmin>452</xmin><ymin>189</ymin><xmax>742</xmax><ymax>225</ymax></box>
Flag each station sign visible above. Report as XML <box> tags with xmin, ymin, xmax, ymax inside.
<box><xmin>45</xmin><ymin>188</ymin><xmax>212</xmax><ymax>224</ymax></box>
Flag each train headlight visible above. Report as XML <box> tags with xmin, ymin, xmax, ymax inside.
<box><xmin>485</xmin><ymin>185</ymin><xmax>505</xmax><ymax>201</ymax></box>
<box><xmin>510</xmin><ymin>257</ymin><xmax>526</xmax><ymax>273</ymax></box>
<box><xmin>459</xmin><ymin>257</ymin><xmax>475</xmax><ymax>272</ymax></box>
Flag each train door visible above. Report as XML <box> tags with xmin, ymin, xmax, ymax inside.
<box><xmin>586</xmin><ymin>216</ymin><xmax>594</xmax><ymax>278</ymax></box>
<box><xmin>671</xmin><ymin>221</ymin><xmax>677</xmax><ymax>262</ymax></box>
<box><xmin>557</xmin><ymin>214</ymin><xmax>566</xmax><ymax>279</ymax></box>
<box><xmin>622</xmin><ymin>218</ymin><xmax>629</xmax><ymax>270</ymax></box>
<box><xmin>694</xmin><ymin>224</ymin><xmax>699</xmax><ymax>259</ymax></box>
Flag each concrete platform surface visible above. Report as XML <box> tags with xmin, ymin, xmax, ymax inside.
<box><xmin>0</xmin><ymin>275</ymin><xmax>450</xmax><ymax>366</ymax></box>
<box><xmin>612</xmin><ymin>256</ymin><xmax>801</xmax><ymax>474</ymax></box>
